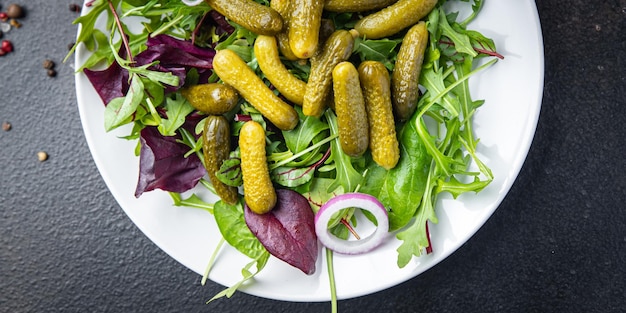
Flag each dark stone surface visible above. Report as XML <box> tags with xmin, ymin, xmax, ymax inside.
<box><xmin>1</xmin><ymin>1</ymin><xmax>624</xmax><ymax>312</ymax></box>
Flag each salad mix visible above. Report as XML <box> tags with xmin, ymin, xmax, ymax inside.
<box><xmin>70</xmin><ymin>0</ymin><xmax>502</xmax><ymax>309</ymax></box>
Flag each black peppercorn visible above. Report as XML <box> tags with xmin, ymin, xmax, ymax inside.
<box><xmin>69</xmin><ymin>4</ymin><xmax>81</xmax><ymax>13</ymax></box>
<box><xmin>43</xmin><ymin>59</ymin><xmax>55</xmax><ymax>70</ymax></box>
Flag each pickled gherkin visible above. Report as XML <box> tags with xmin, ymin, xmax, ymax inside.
<box><xmin>203</xmin><ymin>115</ymin><xmax>239</xmax><ymax>205</ymax></box>
<box><xmin>332</xmin><ymin>61</ymin><xmax>369</xmax><ymax>157</ymax></box>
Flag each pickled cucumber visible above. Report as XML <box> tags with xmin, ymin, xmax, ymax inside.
<box><xmin>332</xmin><ymin>61</ymin><xmax>369</xmax><ymax>157</ymax></box>
<box><xmin>181</xmin><ymin>83</ymin><xmax>239</xmax><ymax>115</ymax></box>
<box><xmin>358</xmin><ymin>61</ymin><xmax>399</xmax><ymax>169</ymax></box>
<box><xmin>354</xmin><ymin>0</ymin><xmax>437</xmax><ymax>39</ymax></box>
<box><xmin>212</xmin><ymin>49</ymin><xmax>299</xmax><ymax>131</ymax></box>
<box><xmin>206</xmin><ymin>0</ymin><xmax>283</xmax><ymax>36</ymax></box>
<box><xmin>254</xmin><ymin>35</ymin><xmax>306</xmax><ymax>106</ymax></box>
<box><xmin>203</xmin><ymin>115</ymin><xmax>239</xmax><ymax>204</ymax></box>
<box><xmin>289</xmin><ymin>0</ymin><xmax>325</xmax><ymax>59</ymax></box>
<box><xmin>270</xmin><ymin>0</ymin><xmax>299</xmax><ymax>60</ymax></box>
<box><xmin>391</xmin><ymin>21</ymin><xmax>428</xmax><ymax>121</ymax></box>
<box><xmin>239</xmin><ymin>121</ymin><xmax>277</xmax><ymax>214</ymax></box>
<box><xmin>324</xmin><ymin>0</ymin><xmax>397</xmax><ymax>13</ymax></box>
<box><xmin>303</xmin><ymin>29</ymin><xmax>357</xmax><ymax>117</ymax></box>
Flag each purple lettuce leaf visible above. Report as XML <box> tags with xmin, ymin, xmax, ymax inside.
<box><xmin>134</xmin><ymin>126</ymin><xmax>206</xmax><ymax>197</ymax></box>
<box><xmin>84</xmin><ymin>34</ymin><xmax>216</xmax><ymax>106</ymax></box>
<box><xmin>207</xmin><ymin>10</ymin><xmax>235</xmax><ymax>35</ymax></box>
<box><xmin>244</xmin><ymin>189</ymin><xmax>318</xmax><ymax>275</ymax></box>
<box><xmin>146</xmin><ymin>34</ymin><xmax>216</xmax><ymax>59</ymax></box>
<box><xmin>84</xmin><ymin>51</ymin><xmax>129</xmax><ymax>105</ymax></box>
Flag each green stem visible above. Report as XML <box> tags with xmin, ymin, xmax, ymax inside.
<box><xmin>199</xmin><ymin>178</ymin><xmax>217</xmax><ymax>194</ymax></box>
<box><xmin>326</xmin><ymin>248</ymin><xmax>338</xmax><ymax>313</ymax></box>
<box><xmin>151</xmin><ymin>14</ymin><xmax>185</xmax><ymax>37</ymax></box>
<box><xmin>202</xmin><ymin>237</ymin><xmax>226</xmax><ymax>286</ymax></box>
<box><xmin>107</xmin><ymin>0</ymin><xmax>133</xmax><ymax>64</ymax></box>
<box><xmin>269</xmin><ymin>134</ymin><xmax>338</xmax><ymax>170</ymax></box>
<box><xmin>460</xmin><ymin>0</ymin><xmax>484</xmax><ymax>28</ymax></box>
<box><xmin>425</xmin><ymin>58</ymin><xmax>498</xmax><ymax>113</ymax></box>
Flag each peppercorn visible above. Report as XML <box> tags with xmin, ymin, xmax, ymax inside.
<box><xmin>37</xmin><ymin>151</ymin><xmax>49</xmax><ymax>162</ymax></box>
<box><xmin>43</xmin><ymin>59</ymin><xmax>55</xmax><ymax>70</ymax></box>
<box><xmin>47</xmin><ymin>69</ymin><xmax>57</xmax><ymax>77</ymax></box>
<box><xmin>69</xmin><ymin>4</ymin><xmax>81</xmax><ymax>13</ymax></box>
<box><xmin>6</xmin><ymin>4</ymin><xmax>24</xmax><ymax>19</ymax></box>
<box><xmin>2</xmin><ymin>121</ymin><xmax>11</xmax><ymax>131</ymax></box>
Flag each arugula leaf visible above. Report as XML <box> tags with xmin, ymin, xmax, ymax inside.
<box><xmin>206</xmin><ymin>254</ymin><xmax>269</xmax><ymax>303</ymax></box>
<box><xmin>216</xmin><ymin>157</ymin><xmax>243</xmax><ymax>187</ymax></box>
<box><xmin>353</xmin><ymin>38</ymin><xmax>401</xmax><ymax>70</ymax></box>
<box><xmin>104</xmin><ymin>74</ymin><xmax>144</xmax><ymax>131</ymax></box>
<box><xmin>66</xmin><ymin>0</ymin><xmax>112</xmax><ymax>62</ymax></box>
<box><xmin>464</xmin><ymin>29</ymin><xmax>503</xmax><ymax>59</ymax></box>
<box><xmin>271</xmin><ymin>166</ymin><xmax>316</xmax><ymax>188</ymax></box>
<box><xmin>169</xmin><ymin>192</ymin><xmax>214</xmax><ymax>213</ymax></box>
<box><xmin>282</xmin><ymin>107</ymin><xmax>329</xmax><ymax>155</ymax></box>
<box><xmin>395</xmin><ymin>215</ymin><xmax>435</xmax><ymax>268</ymax></box>
<box><xmin>299</xmin><ymin>177</ymin><xmax>337</xmax><ymax>212</ymax></box>
<box><xmin>77</xmin><ymin>29</ymin><xmax>117</xmax><ymax>71</ymax></box>
<box><xmin>459</xmin><ymin>0</ymin><xmax>484</xmax><ymax>27</ymax></box>
<box><xmin>157</xmin><ymin>94</ymin><xmax>195</xmax><ymax>136</ymax></box>
<box><xmin>437</xmin><ymin>7</ymin><xmax>477</xmax><ymax>58</ymax></box>
<box><xmin>419</xmin><ymin>65</ymin><xmax>461</xmax><ymax>117</ymax></box>
<box><xmin>324</xmin><ymin>110</ymin><xmax>364</xmax><ymax>194</ymax></box>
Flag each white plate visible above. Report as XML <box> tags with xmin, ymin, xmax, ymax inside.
<box><xmin>75</xmin><ymin>0</ymin><xmax>543</xmax><ymax>302</ymax></box>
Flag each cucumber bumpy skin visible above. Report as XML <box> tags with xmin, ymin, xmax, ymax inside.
<box><xmin>324</xmin><ymin>0</ymin><xmax>398</xmax><ymax>13</ymax></box>
<box><xmin>203</xmin><ymin>115</ymin><xmax>239</xmax><ymax>205</ymax></box>
<box><xmin>358</xmin><ymin>61</ymin><xmax>400</xmax><ymax>169</ymax></box>
<box><xmin>332</xmin><ymin>61</ymin><xmax>369</xmax><ymax>157</ymax></box>
<box><xmin>254</xmin><ymin>35</ymin><xmax>307</xmax><ymax>106</ymax></box>
<box><xmin>303</xmin><ymin>29</ymin><xmax>357</xmax><ymax>117</ymax></box>
<box><xmin>239</xmin><ymin>121</ymin><xmax>277</xmax><ymax>214</ymax></box>
<box><xmin>212</xmin><ymin>49</ymin><xmax>299</xmax><ymax>131</ymax></box>
<box><xmin>181</xmin><ymin>83</ymin><xmax>239</xmax><ymax>115</ymax></box>
<box><xmin>353</xmin><ymin>0</ymin><xmax>437</xmax><ymax>39</ymax></box>
<box><xmin>270</xmin><ymin>0</ymin><xmax>300</xmax><ymax>60</ymax></box>
<box><xmin>289</xmin><ymin>0</ymin><xmax>325</xmax><ymax>59</ymax></box>
<box><xmin>391</xmin><ymin>21</ymin><xmax>429</xmax><ymax>121</ymax></box>
<box><xmin>206</xmin><ymin>0</ymin><xmax>283</xmax><ymax>36</ymax></box>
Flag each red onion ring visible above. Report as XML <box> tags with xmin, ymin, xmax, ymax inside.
<box><xmin>315</xmin><ymin>193</ymin><xmax>389</xmax><ymax>255</ymax></box>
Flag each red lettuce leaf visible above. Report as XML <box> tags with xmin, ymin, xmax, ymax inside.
<box><xmin>84</xmin><ymin>34</ymin><xmax>216</xmax><ymax>105</ymax></box>
<box><xmin>134</xmin><ymin>125</ymin><xmax>206</xmax><ymax>197</ymax></box>
<box><xmin>207</xmin><ymin>10</ymin><xmax>235</xmax><ymax>35</ymax></box>
<box><xmin>244</xmin><ymin>189</ymin><xmax>318</xmax><ymax>275</ymax></box>
<box><xmin>84</xmin><ymin>49</ymin><xmax>129</xmax><ymax>105</ymax></box>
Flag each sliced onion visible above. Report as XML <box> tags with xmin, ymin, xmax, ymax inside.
<box><xmin>181</xmin><ymin>0</ymin><xmax>205</xmax><ymax>6</ymax></box>
<box><xmin>315</xmin><ymin>193</ymin><xmax>389</xmax><ymax>255</ymax></box>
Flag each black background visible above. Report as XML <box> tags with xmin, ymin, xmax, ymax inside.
<box><xmin>1</xmin><ymin>1</ymin><xmax>624</xmax><ymax>312</ymax></box>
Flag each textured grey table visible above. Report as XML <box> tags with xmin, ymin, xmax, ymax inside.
<box><xmin>1</xmin><ymin>1</ymin><xmax>624</xmax><ymax>312</ymax></box>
